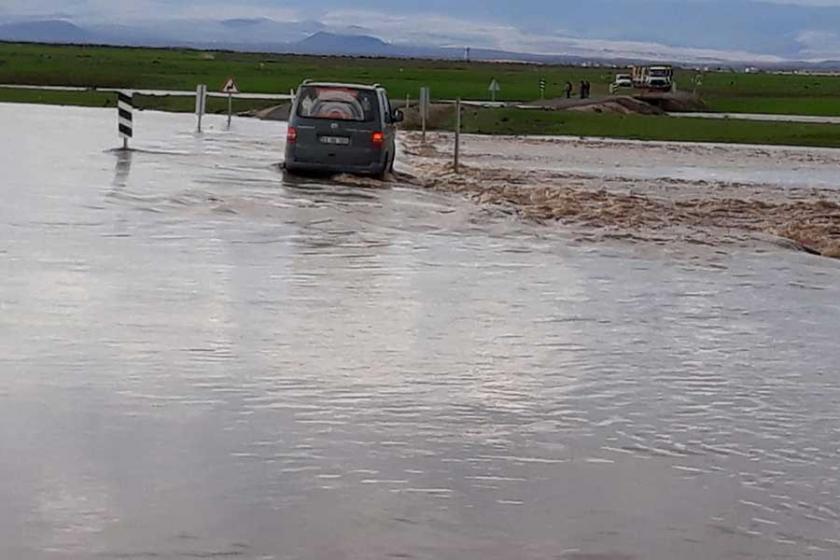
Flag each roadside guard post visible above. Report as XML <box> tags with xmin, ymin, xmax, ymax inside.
<box><xmin>454</xmin><ymin>98</ymin><xmax>461</xmax><ymax>174</ymax></box>
<box><xmin>195</xmin><ymin>84</ymin><xmax>208</xmax><ymax>133</ymax></box>
<box><xmin>540</xmin><ymin>78</ymin><xmax>547</xmax><ymax>99</ymax></box>
<box><xmin>420</xmin><ymin>87</ymin><xmax>430</xmax><ymax>144</ymax></box>
<box><xmin>117</xmin><ymin>91</ymin><xmax>133</xmax><ymax>150</ymax></box>
<box><xmin>222</xmin><ymin>77</ymin><xmax>240</xmax><ymax>129</ymax></box>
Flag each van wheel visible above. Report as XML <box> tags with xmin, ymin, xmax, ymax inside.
<box><xmin>375</xmin><ymin>154</ymin><xmax>390</xmax><ymax>180</ymax></box>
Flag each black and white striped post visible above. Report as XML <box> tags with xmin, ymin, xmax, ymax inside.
<box><xmin>117</xmin><ymin>91</ymin><xmax>133</xmax><ymax>150</ymax></box>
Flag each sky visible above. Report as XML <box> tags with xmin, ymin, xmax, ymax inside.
<box><xmin>4</xmin><ymin>0</ymin><xmax>840</xmax><ymax>61</ymax></box>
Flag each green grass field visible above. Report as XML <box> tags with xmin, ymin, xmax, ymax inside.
<box><xmin>2</xmin><ymin>42</ymin><xmax>840</xmax><ymax>147</ymax></box>
<box><xmin>692</xmin><ymin>71</ymin><xmax>840</xmax><ymax>116</ymax></box>
<box><xmin>0</xmin><ymin>42</ymin><xmax>614</xmax><ymax>102</ymax></box>
<box><xmin>6</xmin><ymin>42</ymin><xmax>839</xmax><ymax>111</ymax></box>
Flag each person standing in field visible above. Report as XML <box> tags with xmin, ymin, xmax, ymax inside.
<box><xmin>565</xmin><ymin>81</ymin><xmax>573</xmax><ymax>99</ymax></box>
<box><xmin>579</xmin><ymin>80</ymin><xmax>586</xmax><ymax>99</ymax></box>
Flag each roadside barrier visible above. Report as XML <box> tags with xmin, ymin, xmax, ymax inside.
<box><xmin>454</xmin><ymin>98</ymin><xmax>461</xmax><ymax>174</ymax></box>
<box><xmin>117</xmin><ymin>91</ymin><xmax>133</xmax><ymax>150</ymax></box>
<box><xmin>195</xmin><ymin>84</ymin><xmax>208</xmax><ymax>133</ymax></box>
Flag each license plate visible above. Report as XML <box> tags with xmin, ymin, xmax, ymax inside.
<box><xmin>319</xmin><ymin>136</ymin><xmax>350</xmax><ymax>145</ymax></box>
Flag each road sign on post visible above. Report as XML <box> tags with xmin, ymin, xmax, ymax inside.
<box><xmin>222</xmin><ymin>78</ymin><xmax>239</xmax><ymax>130</ymax></box>
<box><xmin>195</xmin><ymin>84</ymin><xmax>208</xmax><ymax>133</ymax></box>
<box><xmin>221</xmin><ymin>78</ymin><xmax>240</xmax><ymax>129</ymax></box>
<box><xmin>488</xmin><ymin>78</ymin><xmax>501</xmax><ymax>102</ymax></box>
<box><xmin>222</xmin><ymin>78</ymin><xmax>239</xmax><ymax>94</ymax></box>
<box><xmin>539</xmin><ymin>78</ymin><xmax>547</xmax><ymax>99</ymax></box>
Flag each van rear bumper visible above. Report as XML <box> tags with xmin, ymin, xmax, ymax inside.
<box><xmin>284</xmin><ymin>146</ymin><xmax>387</xmax><ymax>176</ymax></box>
<box><xmin>283</xmin><ymin>158</ymin><xmax>386</xmax><ymax>176</ymax></box>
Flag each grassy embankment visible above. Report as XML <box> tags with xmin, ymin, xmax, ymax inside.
<box><xmin>2</xmin><ymin>42</ymin><xmax>840</xmax><ymax>147</ymax></box>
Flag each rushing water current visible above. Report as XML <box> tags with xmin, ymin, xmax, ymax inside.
<box><xmin>1</xmin><ymin>105</ymin><xmax>840</xmax><ymax>560</ymax></box>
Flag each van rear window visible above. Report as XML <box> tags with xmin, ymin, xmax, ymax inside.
<box><xmin>296</xmin><ymin>86</ymin><xmax>378</xmax><ymax>122</ymax></box>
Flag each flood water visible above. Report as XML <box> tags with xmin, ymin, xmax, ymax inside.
<box><xmin>2</xmin><ymin>104</ymin><xmax>840</xmax><ymax>560</ymax></box>
<box><xmin>444</xmin><ymin>133</ymin><xmax>840</xmax><ymax>188</ymax></box>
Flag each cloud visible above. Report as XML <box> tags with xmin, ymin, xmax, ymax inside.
<box><xmin>322</xmin><ymin>9</ymin><xmax>785</xmax><ymax>63</ymax></box>
<box><xmin>3</xmin><ymin>0</ymin><xmax>840</xmax><ymax>61</ymax></box>
<box><xmin>762</xmin><ymin>0</ymin><xmax>840</xmax><ymax>5</ymax></box>
<box><xmin>796</xmin><ymin>29</ymin><xmax>840</xmax><ymax>58</ymax></box>
<box><xmin>0</xmin><ymin>0</ymin><xmax>299</xmax><ymax>21</ymax></box>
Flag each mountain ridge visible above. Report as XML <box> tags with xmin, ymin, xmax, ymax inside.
<box><xmin>1</xmin><ymin>18</ymin><xmax>838</xmax><ymax>70</ymax></box>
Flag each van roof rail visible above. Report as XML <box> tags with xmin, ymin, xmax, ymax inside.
<box><xmin>302</xmin><ymin>79</ymin><xmax>312</xmax><ymax>85</ymax></box>
<box><xmin>372</xmin><ymin>83</ymin><xmax>382</xmax><ymax>88</ymax></box>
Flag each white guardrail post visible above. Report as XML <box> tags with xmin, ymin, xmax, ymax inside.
<box><xmin>420</xmin><ymin>86</ymin><xmax>430</xmax><ymax>145</ymax></box>
<box><xmin>454</xmin><ymin>98</ymin><xmax>461</xmax><ymax>174</ymax></box>
<box><xmin>195</xmin><ymin>84</ymin><xmax>207</xmax><ymax>133</ymax></box>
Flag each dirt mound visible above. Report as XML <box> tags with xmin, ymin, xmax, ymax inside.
<box><xmin>399</xmin><ymin>103</ymin><xmax>454</xmax><ymax>130</ymax></box>
<box><xmin>240</xmin><ymin>104</ymin><xmax>291</xmax><ymax>121</ymax></box>
<box><xmin>567</xmin><ymin>96</ymin><xmax>665</xmax><ymax>115</ymax></box>
<box><xmin>649</xmin><ymin>92</ymin><xmax>708</xmax><ymax>112</ymax></box>
<box><xmin>535</xmin><ymin>93</ymin><xmax>706</xmax><ymax>114</ymax></box>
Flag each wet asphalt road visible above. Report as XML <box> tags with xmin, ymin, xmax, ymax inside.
<box><xmin>2</xmin><ymin>104</ymin><xmax>840</xmax><ymax>559</ymax></box>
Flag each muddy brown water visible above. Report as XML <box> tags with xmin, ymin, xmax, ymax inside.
<box><xmin>402</xmin><ymin>133</ymin><xmax>840</xmax><ymax>257</ymax></box>
<box><xmin>2</xmin><ymin>105</ymin><xmax>840</xmax><ymax>560</ymax></box>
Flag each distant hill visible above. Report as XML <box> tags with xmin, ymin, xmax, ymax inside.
<box><xmin>293</xmin><ymin>32</ymin><xmax>390</xmax><ymax>55</ymax></box>
<box><xmin>220</xmin><ymin>18</ymin><xmax>274</xmax><ymax>29</ymax></box>
<box><xmin>0</xmin><ymin>20</ymin><xmax>92</xmax><ymax>43</ymax></box>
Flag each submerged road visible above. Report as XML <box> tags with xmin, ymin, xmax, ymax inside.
<box><xmin>1</xmin><ymin>104</ymin><xmax>840</xmax><ymax>559</ymax></box>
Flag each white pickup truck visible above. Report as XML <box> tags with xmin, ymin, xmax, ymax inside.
<box><xmin>631</xmin><ymin>65</ymin><xmax>674</xmax><ymax>90</ymax></box>
<box><xmin>613</xmin><ymin>74</ymin><xmax>633</xmax><ymax>89</ymax></box>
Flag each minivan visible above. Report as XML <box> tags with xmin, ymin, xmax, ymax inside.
<box><xmin>284</xmin><ymin>81</ymin><xmax>404</xmax><ymax>178</ymax></box>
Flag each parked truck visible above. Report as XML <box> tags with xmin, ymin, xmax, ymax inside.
<box><xmin>631</xmin><ymin>65</ymin><xmax>674</xmax><ymax>90</ymax></box>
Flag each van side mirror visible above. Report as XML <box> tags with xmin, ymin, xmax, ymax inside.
<box><xmin>392</xmin><ymin>109</ymin><xmax>405</xmax><ymax>123</ymax></box>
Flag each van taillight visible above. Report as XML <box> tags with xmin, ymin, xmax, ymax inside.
<box><xmin>287</xmin><ymin>127</ymin><xmax>298</xmax><ymax>143</ymax></box>
<box><xmin>371</xmin><ymin>131</ymin><xmax>385</xmax><ymax>148</ymax></box>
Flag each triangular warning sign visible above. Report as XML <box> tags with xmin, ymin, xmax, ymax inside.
<box><xmin>222</xmin><ymin>78</ymin><xmax>240</xmax><ymax>94</ymax></box>
<box><xmin>488</xmin><ymin>79</ymin><xmax>501</xmax><ymax>92</ymax></box>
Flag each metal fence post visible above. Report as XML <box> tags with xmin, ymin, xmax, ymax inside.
<box><xmin>195</xmin><ymin>84</ymin><xmax>207</xmax><ymax>133</ymax></box>
<box><xmin>420</xmin><ymin>87</ymin><xmax>430</xmax><ymax>145</ymax></box>
<box><xmin>454</xmin><ymin>98</ymin><xmax>461</xmax><ymax>174</ymax></box>
<box><xmin>227</xmin><ymin>92</ymin><xmax>233</xmax><ymax>129</ymax></box>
